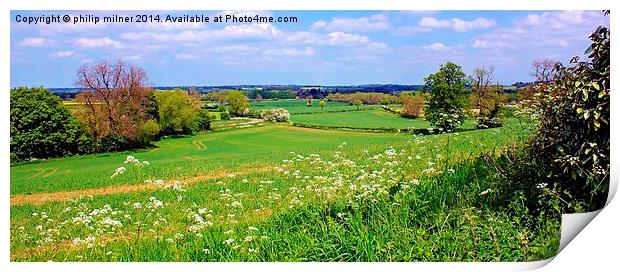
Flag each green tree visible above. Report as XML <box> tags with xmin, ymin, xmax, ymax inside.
<box><xmin>194</xmin><ymin>109</ymin><xmax>214</xmax><ymax>132</ymax></box>
<box><xmin>353</xmin><ymin>99</ymin><xmax>362</xmax><ymax>110</ymax></box>
<box><xmin>319</xmin><ymin>99</ymin><xmax>327</xmax><ymax>110</ymax></box>
<box><xmin>226</xmin><ymin>91</ymin><xmax>250</xmax><ymax>116</ymax></box>
<box><xmin>155</xmin><ymin>89</ymin><xmax>199</xmax><ymax>135</ymax></box>
<box><xmin>424</xmin><ymin>62</ymin><xmax>470</xmax><ymax>132</ymax></box>
<box><xmin>10</xmin><ymin>87</ymin><xmax>89</xmax><ymax>162</ymax></box>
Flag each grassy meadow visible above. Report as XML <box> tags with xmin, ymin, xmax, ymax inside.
<box><xmin>10</xmin><ymin>113</ymin><xmax>558</xmax><ymax>261</ymax></box>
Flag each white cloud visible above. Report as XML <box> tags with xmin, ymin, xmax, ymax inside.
<box><xmin>51</xmin><ymin>51</ymin><xmax>75</xmax><ymax>58</ymax></box>
<box><xmin>422</xmin><ymin>43</ymin><xmax>449</xmax><ymax>51</ymax></box>
<box><xmin>312</xmin><ymin>14</ymin><xmax>391</xmax><ymax>32</ymax></box>
<box><xmin>75</xmin><ymin>37</ymin><xmax>123</xmax><ymax>49</ymax></box>
<box><xmin>470</xmin><ymin>11</ymin><xmax>608</xmax><ymax>50</ymax></box>
<box><xmin>175</xmin><ymin>53</ymin><xmax>199</xmax><ymax>60</ymax></box>
<box><xmin>19</xmin><ymin>37</ymin><xmax>53</xmax><ymax>47</ymax></box>
<box><xmin>418</xmin><ymin>17</ymin><xmax>496</xmax><ymax>32</ymax></box>
<box><xmin>263</xmin><ymin>47</ymin><xmax>315</xmax><ymax>57</ymax></box>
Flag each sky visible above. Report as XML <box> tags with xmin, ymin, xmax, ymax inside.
<box><xmin>10</xmin><ymin>10</ymin><xmax>609</xmax><ymax>87</ymax></box>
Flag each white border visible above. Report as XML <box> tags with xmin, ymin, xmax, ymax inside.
<box><xmin>2</xmin><ymin>1</ymin><xmax>616</xmax><ymax>272</ymax></box>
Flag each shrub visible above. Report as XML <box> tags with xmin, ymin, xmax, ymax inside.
<box><xmin>194</xmin><ymin>109</ymin><xmax>213</xmax><ymax>132</ymax></box>
<box><xmin>138</xmin><ymin>119</ymin><xmax>161</xmax><ymax>144</ymax></box>
<box><xmin>353</xmin><ymin>100</ymin><xmax>362</xmax><ymax>110</ymax></box>
<box><xmin>220</xmin><ymin>111</ymin><xmax>231</xmax><ymax>121</ymax></box>
<box><xmin>258</xmin><ymin>108</ymin><xmax>290</xmax><ymax>122</ymax></box>
<box><xmin>531</xmin><ymin>23</ymin><xmax>610</xmax><ymax>212</ymax></box>
<box><xmin>10</xmin><ymin>87</ymin><xmax>89</xmax><ymax>161</ymax></box>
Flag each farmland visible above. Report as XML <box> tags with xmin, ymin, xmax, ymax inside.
<box><xmin>9</xmin><ymin>116</ymin><xmax>559</xmax><ymax>261</ymax></box>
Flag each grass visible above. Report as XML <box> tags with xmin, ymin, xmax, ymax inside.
<box><xmin>290</xmin><ymin>109</ymin><xmax>478</xmax><ymax>130</ymax></box>
<box><xmin>9</xmin><ymin>118</ymin><xmax>556</xmax><ymax>261</ymax></box>
<box><xmin>10</xmin><ymin>124</ymin><xmax>409</xmax><ymax>195</ymax></box>
<box><xmin>250</xmin><ymin>99</ymin><xmax>381</xmax><ymax>114</ymax></box>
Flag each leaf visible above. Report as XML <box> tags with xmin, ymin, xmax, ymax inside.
<box><xmin>576</xmin><ymin>108</ymin><xmax>583</xmax><ymax>114</ymax></box>
<box><xmin>584</xmin><ymin>45</ymin><xmax>594</xmax><ymax>55</ymax></box>
<box><xmin>592</xmin><ymin>82</ymin><xmax>600</xmax><ymax>90</ymax></box>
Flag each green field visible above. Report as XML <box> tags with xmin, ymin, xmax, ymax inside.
<box><xmin>290</xmin><ymin>108</ymin><xmax>479</xmax><ymax>130</ymax></box>
<box><xmin>10</xmin><ymin>118</ymin><xmax>558</xmax><ymax>262</ymax></box>
<box><xmin>10</xmin><ymin>124</ymin><xmax>409</xmax><ymax>195</ymax></box>
<box><xmin>250</xmin><ymin>99</ymin><xmax>381</xmax><ymax>114</ymax></box>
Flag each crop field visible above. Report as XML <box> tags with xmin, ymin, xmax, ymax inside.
<box><xmin>290</xmin><ymin>108</ymin><xmax>481</xmax><ymax>130</ymax></box>
<box><xmin>250</xmin><ymin>99</ymin><xmax>381</xmax><ymax>114</ymax></box>
<box><xmin>9</xmin><ymin>118</ymin><xmax>558</xmax><ymax>262</ymax></box>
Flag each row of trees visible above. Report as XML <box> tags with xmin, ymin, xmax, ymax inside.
<box><xmin>10</xmin><ymin>61</ymin><xmax>214</xmax><ymax>162</ymax></box>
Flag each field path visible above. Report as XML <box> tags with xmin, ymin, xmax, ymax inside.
<box><xmin>10</xmin><ymin>165</ymin><xmax>274</xmax><ymax>206</ymax></box>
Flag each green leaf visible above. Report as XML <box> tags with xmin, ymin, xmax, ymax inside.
<box><xmin>584</xmin><ymin>45</ymin><xmax>593</xmax><ymax>55</ymax></box>
<box><xmin>576</xmin><ymin>108</ymin><xmax>583</xmax><ymax>114</ymax></box>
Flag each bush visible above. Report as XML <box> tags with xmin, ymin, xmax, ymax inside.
<box><xmin>194</xmin><ymin>109</ymin><xmax>213</xmax><ymax>132</ymax></box>
<box><xmin>138</xmin><ymin>119</ymin><xmax>161</xmax><ymax>144</ymax></box>
<box><xmin>258</xmin><ymin>108</ymin><xmax>290</xmax><ymax>122</ymax></box>
<box><xmin>220</xmin><ymin>111</ymin><xmax>231</xmax><ymax>121</ymax></box>
<box><xmin>10</xmin><ymin>87</ymin><xmax>89</xmax><ymax>161</ymax></box>
<box><xmin>531</xmin><ymin>24</ymin><xmax>610</xmax><ymax>212</ymax></box>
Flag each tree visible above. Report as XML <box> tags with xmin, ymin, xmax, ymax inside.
<box><xmin>319</xmin><ymin>99</ymin><xmax>327</xmax><ymax>110</ymax></box>
<box><xmin>74</xmin><ymin>60</ymin><xmax>153</xmax><ymax>149</ymax></box>
<box><xmin>400</xmin><ymin>93</ymin><xmax>425</xmax><ymax>118</ymax></box>
<box><xmin>353</xmin><ymin>100</ymin><xmax>362</xmax><ymax>110</ymax></box>
<box><xmin>194</xmin><ymin>109</ymin><xmax>214</xmax><ymax>132</ymax></box>
<box><xmin>424</xmin><ymin>62</ymin><xmax>470</xmax><ymax>131</ymax></box>
<box><xmin>10</xmin><ymin>87</ymin><xmax>88</xmax><ymax>161</ymax></box>
<box><xmin>530</xmin><ymin>58</ymin><xmax>558</xmax><ymax>83</ymax></box>
<box><xmin>155</xmin><ymin>89</ymin><xmax>200</xmax><ymax>135</ymax></box>
<box><xmin>469</xmin><ymin>66</ymin><xmax>504</xmax><ymax>128</ymax></box>
<box><xmin>226</xmin><ymin>91</ymin><xmax>250</xmax><ymax>116</ymax></box>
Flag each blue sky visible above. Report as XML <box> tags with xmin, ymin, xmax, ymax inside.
<box><xmin>10</xmin><ymin>10</ymin><xmax>609</xmax><ymax>87</ymax></box>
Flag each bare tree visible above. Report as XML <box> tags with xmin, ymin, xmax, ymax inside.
<box><xmin>75</xmin><ymin>60</ymin><xmax>152</xmax><ymax>146</ymax></box>
<box><xmin>530</xmin><ymin>59</ymin><xmax>558</xmax><ymax>83</ymax></box>
<box><xmin>470</xmin><ymin>66</ymin><xmax>502</xmax><ymax>117</ymax></box>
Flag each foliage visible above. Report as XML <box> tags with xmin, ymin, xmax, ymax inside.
<box><xmin>400</xmin><ymin>93</ymin><xmax>425</xmax><ymax>118</ymax></box>
<box><xmin>194</xmin><ymin>109</ymin><xmax>214</xmax><ymax>132</ymax></box>
<box><xmin>532</xmin><ymin>24</ymin><xmax>610</xmax><ymax>212</ymax></box>
<box><xmin>220</xmin><ymin>110</ymin><xmax>231</xmax><ymax>121</ymax></box>
<box><xmin>352</xmin><ymin>100</ymin><xmax>363</xmax><ymax>110</ymax></box>
<box><xmin>258</xmin><ymin>108</ymin><xmax>291</xmax><ymax>122</ymax></box>
<box><xmin>155</xmin><ymin>89</ymin><xmax>200</xmax><ymax>135</ymax></box>
<box><xmin>74</xmin><ymin>60</ymin><xmax>154</xmax><ymax>149</ymax></box>
<box><xmin>138</xmin><ymin>119</ymin><xmax>161</xmax><ymax>144</ymax></box>
<box><xmin>424</xmin><ymin>62</ymin><xmax>470</xmax><ymax>132</ymax></box>
<box><xmin>319</xmin><ymin>99</ymin><xmax>327</xmax><ymax>110</ymax></box>
<box><xmin>226</xmin><ymin>91</ymin><xmax>250</xmax><ymax>117</ymax></box>
<box><xmin>10</xmin><ymin>87</ymin><xmax>89</xmax><ymax>162</ymax></box>
<box><xmin>327</xmin><ymin>92</ymin><xmax>400</xmax><ymax>105</ymax></box>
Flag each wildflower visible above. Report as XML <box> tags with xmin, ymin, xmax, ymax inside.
<box><xmin>173</xmin><ymin>182</ymin><xmax>186</xmax><ymax>192</ymax></box>
<box><xmin>154</xmin><ymin>179</ymin><xmax>164</xmax><ymax>186</ymax></box>
<box><xmin>479</xmin><ymin>189</ymin><xmax>493</xmax><ymax>196</ymax></box>
<box><xmin>231</xmin><ymin>201</ymin><xmax>242</xmax><ymax>208</ymax></box>
<box><xmin>248</xmin><ymin>248</ymin><xmax>257</xmax><ymax>253</ymax></box>
<box><xmin>224</xmin><ymin>229</ymin><xmax>234</xmax><ymax>235</ymax></box>
<box><xmin>223</xmin><ymin>238</ymin><xmax>235</xmax><ymax>245</ymax></box>
<box><xmin>142</xmin><ymin>161</ymin><xmax>150</xmax><ymax>166</ymax></box>
<box><xmin>133</xmin><ymin>202</ymin><xmax>142</xmax><ymax>209</ymax></box>
<box><xmin>111</xmin><ymin>167</ymin><xmax>126</xmax><ymax>178</ymax></box>
<box><xmin>447</xmin><ymin>169</ymin><xmax>455</xmax><ymax>174</ymax></box>
<box><xmin>411</xmin><ymin>179</ymin><xmax>420</xmax><ymax>185</ymax></box>
<box><xmin>248</xmin><ymin>226</ymin><xmax>258</xmax><ymax>231</ymax></box>
<box><xmin>203</xmin><ymin>248</ymin><xmax>211</xmax><ymax>254</ymax></box>
<box><xmin>244</xmin><ymin>235</ymin><xmax>253</xmax><ymax>242</ymax></box>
